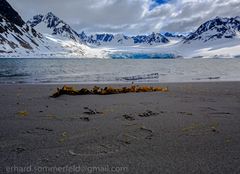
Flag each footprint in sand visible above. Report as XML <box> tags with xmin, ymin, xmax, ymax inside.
<box><xmin>138</xmin><ymin>110</ymin><xmax>159</xmax><ymax>117</ymax></box>
<box><xmin>122</xmin><ymin>114</ymin><xmax>135</xmax><ymax>121</ymax></box>
<box><xmin>23</xmin><ymin>127</ymin><xmax>53</xmax><ymax>135</ymax></box>
<box><xmin>178</xmin><ymin>111</ymin><xmax>193</xmax><ymax>116</ymax></box>
<box><xmin>181</xmin><ymin>122</ymin><xmax>220</xmax><ymax>136</ymax></box>
<box><xmin>68</xmin><ymin>125</ymin><xmax>153</xmax><ymax>157</ymax></box>
<box><xmin>67</xmin><ymin>129</ymin><xmax>121</xmax><ymax>156</ymax></box>
<box><xmin>69</xmin><ymin>136</ymin><xmax>121</xmax><ymax>157</ymax></box>
<box><xmin>67</xmin><ymin>123</ymin><xmax>154</xmax><ymax>157</ymax></box>
<box><xmin>117</xmin><ymin>125</ymin><xmax>153</xmax><ymax>145</ymax></box>
<box><xmin>83</xmin><ymin>107</ymin><xmax>103</xmax><ymax>115</ymax></box>
<box><xmin>79</xmin><ymin>116</ymin><xmax>90</xmax><ymax>121</ymax></box>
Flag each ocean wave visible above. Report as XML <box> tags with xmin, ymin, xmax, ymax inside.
<box><xmin>193</xmin><ymin>77</ymin><xmax>221</xmax><ymax>80</ymax></box>
<box><xmin>0</xmin><ymin>72</ymin><xmax>29</xmax><ymax>78</ymax></box>
<box><xmin>118</xmin><ymin>73</ymin><xmax>159</xmax><ymax>81</ymax></box>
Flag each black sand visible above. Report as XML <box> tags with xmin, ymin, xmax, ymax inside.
<box><xmin>0</xmin><ymin>82</ymin><xmax>240</xmax><ymax>174</ymax></box>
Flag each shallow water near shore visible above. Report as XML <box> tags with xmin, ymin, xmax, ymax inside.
<box><xmin>0</xmin><ymin>58</ymin><xmax>240</xmax><ymax>84</ymax></box>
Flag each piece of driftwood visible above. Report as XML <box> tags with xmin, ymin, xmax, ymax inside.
<box><xmin>51</xmin><ymin>85</ymin><xmax>168</xmax><ymax>98</ymax></box>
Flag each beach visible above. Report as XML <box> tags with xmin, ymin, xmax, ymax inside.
<box><xmin>0</xmin><ymin>82</ymin><xmax>240</xmax><ymax>174</ymax></box>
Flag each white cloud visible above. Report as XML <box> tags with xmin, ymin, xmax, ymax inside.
<box><xmin>146</xmin><ymin>0</ymin><xmax>240</xmax><ymax>32</ymax></box>
<box><xmin>8</xmin><ymin>0</ymin><xmax>240</xmax><ymax>34</ymax></box>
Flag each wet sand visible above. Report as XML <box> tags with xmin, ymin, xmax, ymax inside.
<box><xmin>0</xmin><ymin>82</ymin><xmax>240</xmax><ymax>174</ymax></box>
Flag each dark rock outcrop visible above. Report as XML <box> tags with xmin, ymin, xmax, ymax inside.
<box><xmin>0</xmin><ymin>0</ymin><xmax>25</xmax><ymax>26</ymax></box>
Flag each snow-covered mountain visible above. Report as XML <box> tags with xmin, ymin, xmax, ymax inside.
<box><xmin>132</xmin><ymin>32</ymin><xmax>169</xmax><ymax>45</ymax></box>
<box><xmin>0</xmin><ymin>0</ymin><xmax>106</xmax><ymax>58</ymax></box>
<box><xmin>0</xmin><ymin>0</ymin><xmax>46</xmax><ymax>53</ymax></box>
<box><xmin>27</xmin><ymin>12</ymin><xmax>81</xmax><ymax>43</ymax></box>
<box><xmin>28</xmin><ymin>13</ymin><xmax>170</xmax><ymax>47</ymax></box>
<box><xmin>109</xmin><ymin>16</ymin><xmax>240</xmax><ymax>59</ymax></box>
<box><xmin>170</xmin><ymin>16</ymin><xmax>240</xmax><ymax>58</ymax></box>
<box><xmin>184</xmin><ymin>16</ymin><xmax>240</xmax><ymax>43</ymax></box>
<box><xmin>1</xmin><ymin>0</ymin><xmax>239</xmax><ymax>59</ymax></box>
<box><xmin>82</xmin><ymin>33</ymin><xmax>134</xmax><ymax>46</ymax></box>
<box><xmin>79</xmin><ymin>32</ymin><xmax>169</xmax><ymax>46</ymax></box>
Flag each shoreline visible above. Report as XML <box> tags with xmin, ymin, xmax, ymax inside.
<box><xmin>1</xmin><ymin>80</ymin><xmax>240</xmax><ymax>86</ymax></box>
<box><xmin>0</xmin><ymin>81</ymin><xmax>240</xmax><ymax>173</ymax></box>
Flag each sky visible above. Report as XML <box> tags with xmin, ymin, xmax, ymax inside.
<box><xmin>8</xmin><ymin>0</ymin><xmax>240</xmax><ymax>35</ymax></box>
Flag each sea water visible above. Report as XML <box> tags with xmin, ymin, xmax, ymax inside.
<box><xmin>0</xmin><ymin>58</ymin><xmax>240</xmax><ymax>84</ymax></box>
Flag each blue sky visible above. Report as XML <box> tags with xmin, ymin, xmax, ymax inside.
<box><xmin>150</xmin><ymin>0</ymin><xmax>169</xmax><ymax>10</ymax></box>
<box><xmin>9</xmin><ymin>0</ymin><xmax>240</xmax><ymax>34</ymax></box>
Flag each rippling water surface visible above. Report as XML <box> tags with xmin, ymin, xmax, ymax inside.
<box><xmin>0</xmin><ymin>58</ymin><xmax>239</xmax><ymax>84</ymax></box>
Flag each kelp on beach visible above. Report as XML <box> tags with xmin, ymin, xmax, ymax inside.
<box><xmin>51</xmin><ymin>85</ymin><xmax>168</xmax><ymax>98</ymax></box>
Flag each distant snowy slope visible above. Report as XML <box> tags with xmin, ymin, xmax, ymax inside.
<box><xmin>87</xmin><ymin>33</ymin><xmax>134</xmax><ymax>46</ymax></box>
<box><xmin>163</xmin><ymin>32</ymin><xmax>186</xmax><ymax>39</ymax></box>
<box><xmin>79</xmin><ymin>32</ymin><xmax>169</xmax><ymax>46</ymax></box>
<box><xmin>162</xmin><ymin>32</ymin><xmax>186</xmax><ymax>44</ymax></box>
<box><xmin>132</xmin><ymin>32</ymin><xmax>169</xmax><ymax>45</ymax></box>
<box><xmin>35</xmin><ymin>34</ymin><xmax>108</xmax><ymax>58</ymax></box>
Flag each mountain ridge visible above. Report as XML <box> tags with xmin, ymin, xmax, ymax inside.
<box><xmin>27</xmin><ymin>12</ymin><xmax>81</xmax><ymax>42</ymax></box>
<box><xmin>29</xmin><ymin>12</ymin><xmax>171</xmax><ymax>46</ymax></box>
<box><xmin>79</xmin><ymin>32</ymin><xmax>170</xmax><ymax>46</ymax></box>
<box><xmin>0</xmin><ymin>0</ymin><xmax>47</xmax><ymax>53</ymax></box>
<box><xmin>184</xmin><ymin>16</ymin><xmax>240</xmax><ymax>43</ymax></box>
<box><xmin>1</xmin><ymin>0</ymin><xmax>240</xmax><ymax>58</ymax></box>
<box><xmin>0</xmin><ymin>1</ymin><xmax>103</xmax><ymax>58</ymax></box>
